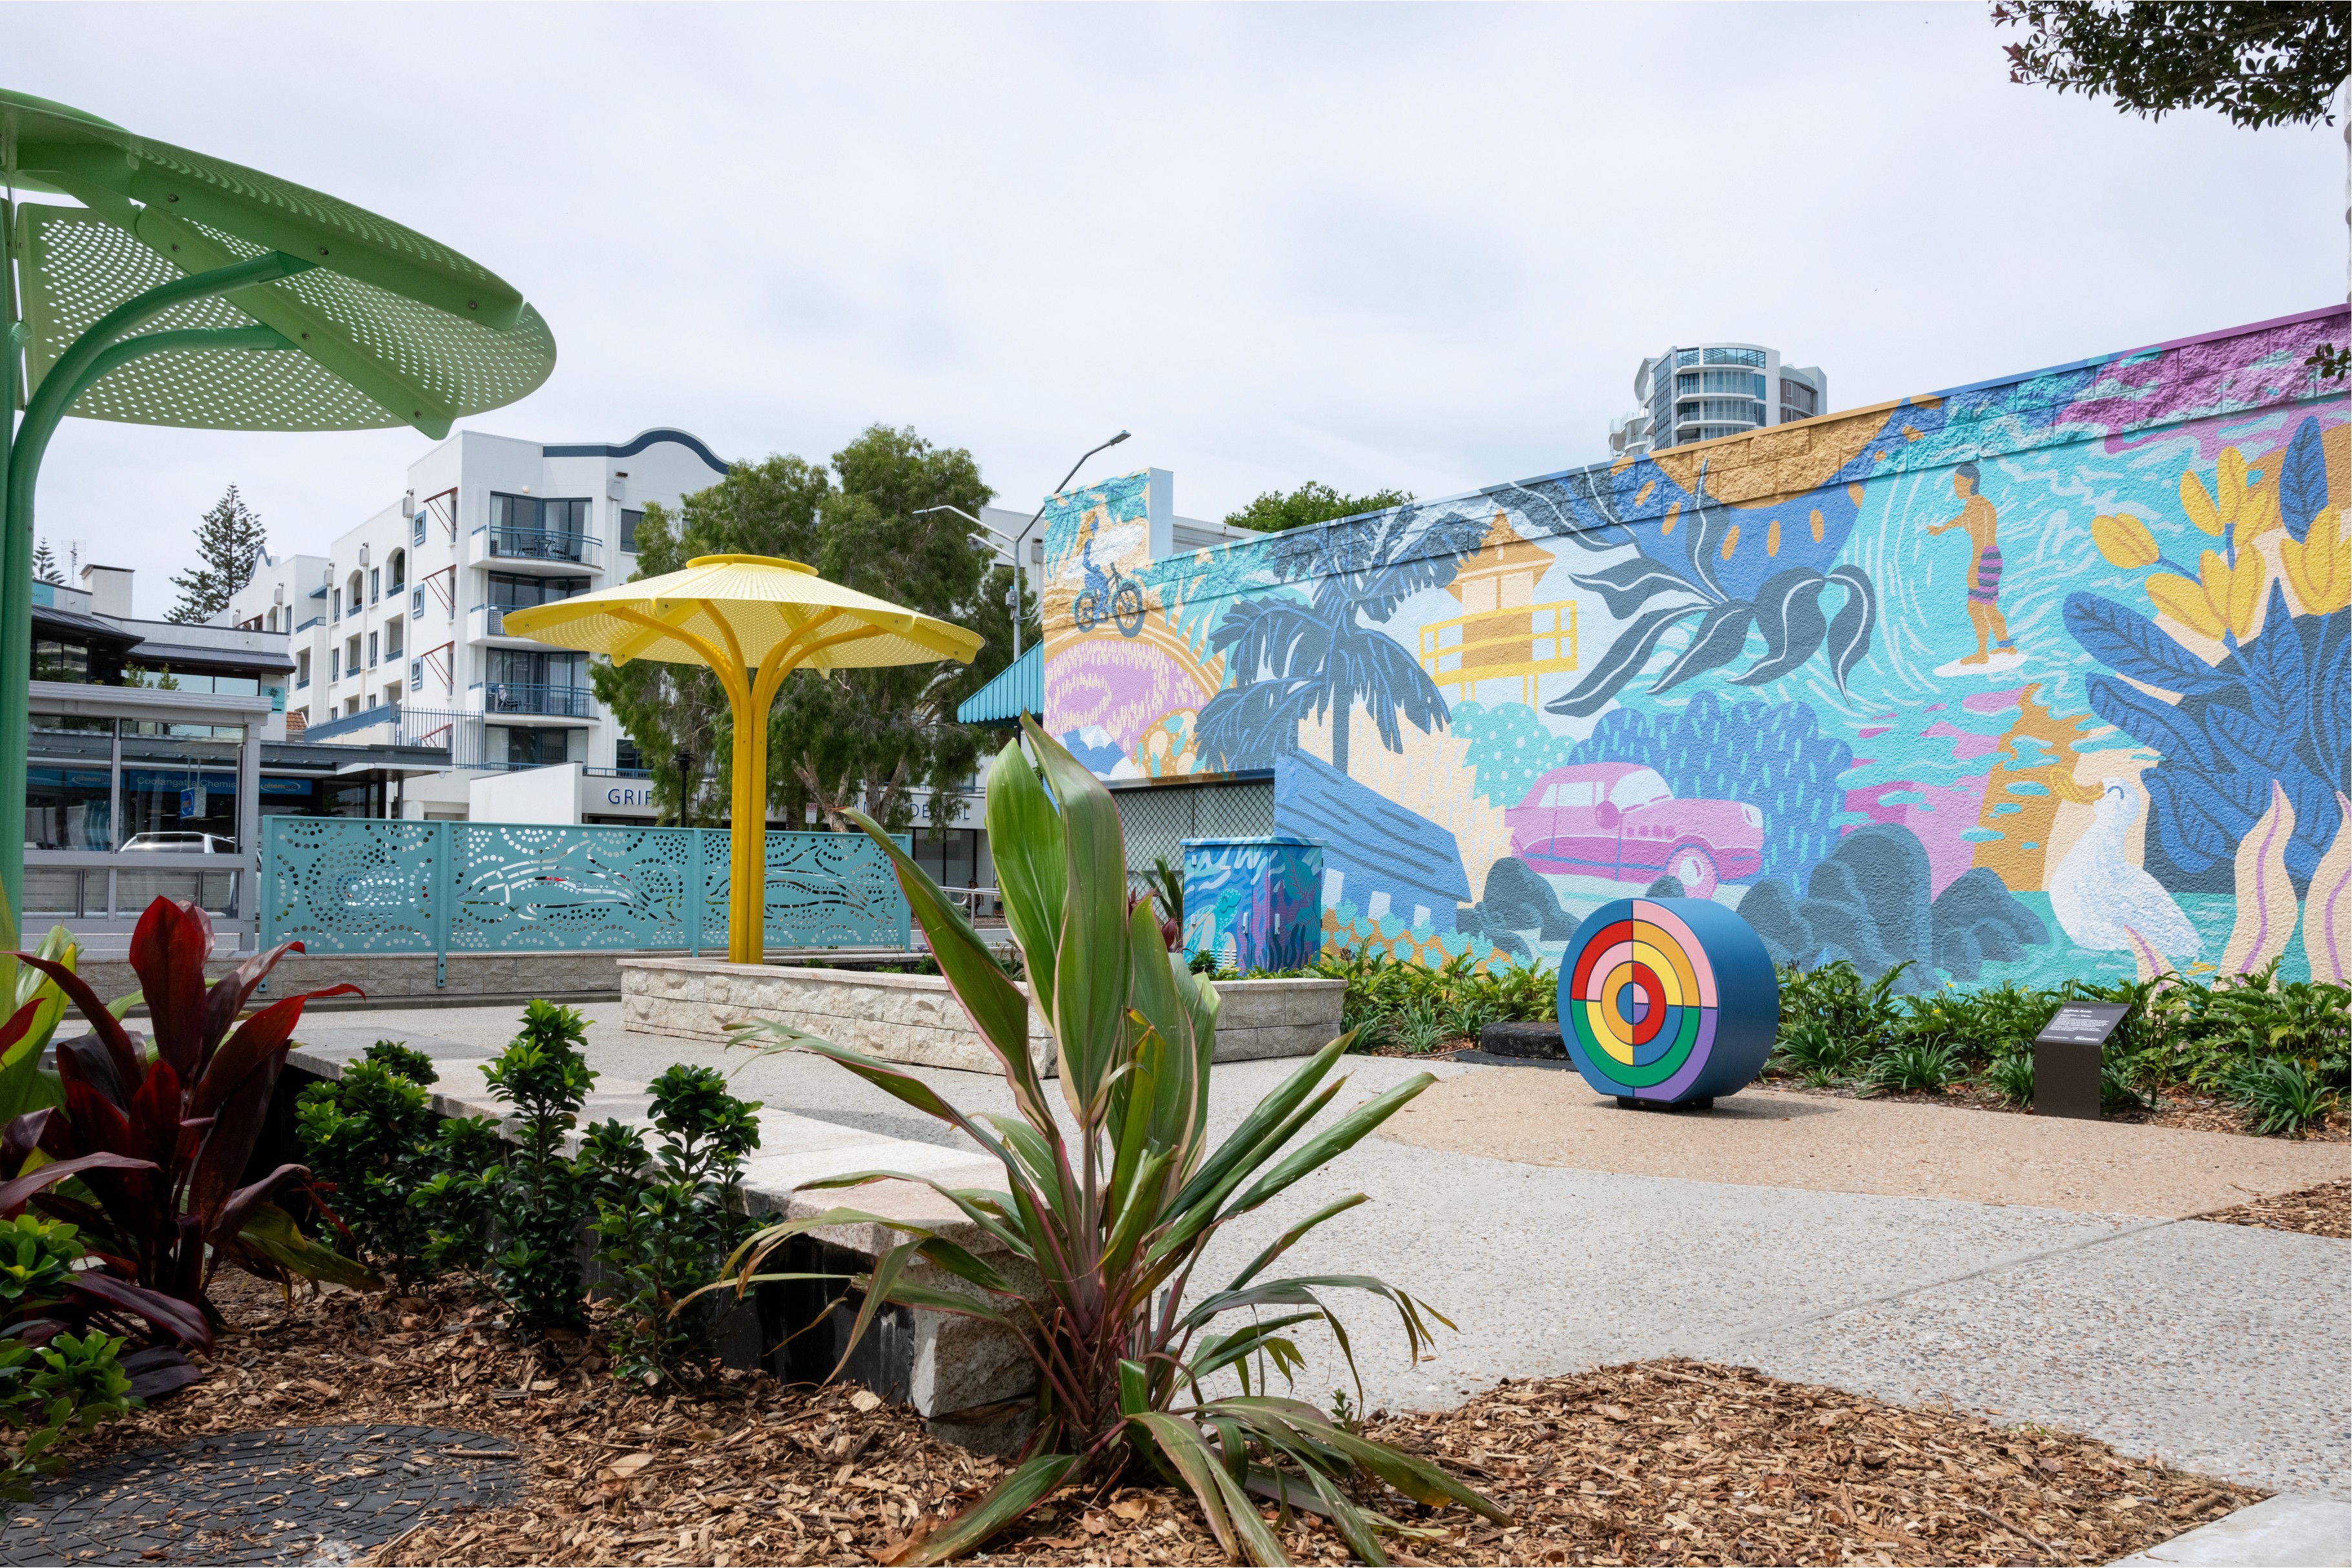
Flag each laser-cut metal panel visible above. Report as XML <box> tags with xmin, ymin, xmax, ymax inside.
<box><xmin>263</xmin><ymin>819</ymin><xmax>910</xmax><ymax>954</ymax></box>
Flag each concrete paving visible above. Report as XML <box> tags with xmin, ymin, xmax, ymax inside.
<box><xmin>294</xmin><ymin>1004</ymin><xmax>2351</xmax><ymax>1503</ymax></box>
<box><xmin>2108</xmin><ymin>1492</ymin><xmax>2351</xmax><ymax>1565</ymax></box>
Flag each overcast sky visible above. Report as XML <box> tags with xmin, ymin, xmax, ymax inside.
<box><xmin>10</xmin><ymin>1</ymin><xmax>2344</xmax><ymax>617</ymax></box>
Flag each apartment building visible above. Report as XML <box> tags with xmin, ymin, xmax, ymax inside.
<box><xmin>229</xmin><ymin>426</ymin><xmax>729</xmax><ymax>820</ymax></box>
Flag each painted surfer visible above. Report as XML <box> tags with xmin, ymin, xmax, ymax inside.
<box><xmin>1924</xmin><ymin>460</ymin><xmax>2017</xmax><ymax>665</ymax></box>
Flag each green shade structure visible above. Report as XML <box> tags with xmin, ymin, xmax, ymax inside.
<box><xmin>501</xmin><ymin>554</ymin><xmax>983</xmax><ymax>965</ymax></box>
<box><xmin>0</xmin><ymin>88</ymin><xmax>558</xmax><ymax>922</ymax></box>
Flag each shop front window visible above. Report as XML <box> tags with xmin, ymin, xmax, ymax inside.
<box><xmin>32</xmin><ymin>640</ymin><xmax>90</xmax><ymax>683</ymax></box>
<box><xmin>122</xmin><ymin>768</ymin><xmax>239</xmax><ymax>848</ymax></box>
<box><xmin>30</xmin><ymin>712</ymin><xmax>114</xmax><ymax>765</ymax></box>
<box><xmin>26</xmin><ymin>766</ymin><xmax>113</xmax><ymax>850</ymax></box>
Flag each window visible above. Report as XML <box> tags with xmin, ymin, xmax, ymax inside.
<box><xmin>125</xmin><ymin>670</ymin><xmax>259</xmax><ymax>697</ymax></box>
<box><xmin>388</xmin><ymin>551</ymin><xmax>405</xmax><ymax>592</ymax></box>
<box><xmin>1536</xmin><ymin>783</ymin><xmax>1559</xmax><ymax>809</ymax></box>
<box><xmin>348</xmin><ymin>572</ymin><xmax>362</xmax><ymax>609</ymax></box>
<box><xmin>32</xmin><ymin>639</ymin><xmax>90</xmax><ymax>684</ymax></box>
<box><xmin>384</xmin><ymin>623</ymin><xmax>402</xmax><ymax>660</ymax></box>
<box><xmin>620</xmin><ymin>509</ymin><xmax>643</xmax><ymax>553</ymax></box>
<box><xmin>27</xmin><ymin>765</ymin><xmax>114</xmax><ymax>850</ymax></box>
<box><xmin>1610</xmin><ymin>769</ymin><xmax>1672</xmax><ymax>809</ymax></box>
<box><xmin>499</xmin><ymin>727</ymin><xmax>574</xmax><ymax>767</ymax></box>
<box><xmin>330</xmin><ymin>648</ymin><xmax>340</xmax><ymax>682</ymax></box>
<box><xmin>331</xmin><ymin>589</ymin><xmax>342</xmax><ymax>622</ymax></box>
<box><xmin>30</xmin><ymin>713</ymin><xmax>113</xmax><ymax>765</ymax></box>
<box><xmin>1678</xmin><ymin>371</ymin><xmax>1766</xmax><ymax>398</ymax></box>
<box><xmin>367</xmin><ymin>632</ymin><xmax>379</xmax><ymax>668</ymax></box>
<box><xmin>543</xmin><ymin>499</ymin><xmax>590</xmax><ymax>536</ymax></box>
<box><xmin>346</xmin><ymin>634</ymin><xmax>361</xmax><ymax>673</ymax></box>
<box><xmin>487</xmin><ymin>648</ymin><xmax>585</xmax><ymax>687</ymax></box>
<box><xmin>1703</xmin><ymin>347</ymin><xmax>1766</xmax><ymax>367</ymax></box>
<box><xmin>296</xmin><ymin>650</ymin><xmax>311</xmax><ymax>687</ymax></box>
<box><xmin>487</xmin><ymin>572</ymin><xmax>589</xmax><ymax>609</ymax></box>
<box><xmin>1780</xmin><ymin>378</ymin><xmax>1818</xmax><ymax>418</ymax></box>
<box><xmin>1680</xmin><ymin>399</ymin><xmax>1764</xmax><ymax>426</ymax></box>
<box><xmin>1559</xmin><ymin>780</ymin><xmax>1597</xmax><ymax>807</ymax></box>
<box><xmin>1673</xmin><ymin>348</ymin><xmax>1700</xmax><ymax>368</ymax></box>
<box><xmin>413</xmin><ymin>511</ymin><xmax>427</xmax><ymax>546</ymax></box>
<box><xmin>614</xmin><ymin>737</ymin><xmax>645</xmax><ymax>772</ymax></box>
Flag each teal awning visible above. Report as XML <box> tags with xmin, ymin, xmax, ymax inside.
<box><xmin>957</xmin><ymin>643</ymin><xmax>1040</xmax><ymax>728</ymax></box>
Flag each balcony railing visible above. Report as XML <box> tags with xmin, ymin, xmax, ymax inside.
<box><xmin>474</xmin><ymin>681</ymin><xmax>594</xmax><ymax>718</ymax></box>
<box><xmin>296</xmin><ymin>615</ymin><xmax>321</xmax><ymax>632</ymax></box>
<box><xmin>475</xmin><ymin>526</ymin><xmax>601</xmax><ymax>568</ymax></box>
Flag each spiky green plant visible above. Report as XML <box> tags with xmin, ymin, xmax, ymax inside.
<box><xmin>713</xmin><ymin>718</ymin><xmax>1502</xmax><ymax>1565</ymax></box>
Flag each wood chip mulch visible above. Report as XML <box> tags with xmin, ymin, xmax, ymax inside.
<box><xmin>2196</xmin><ymin>1178</ymin><xmax>2352</xmax><ymax>1237</ymax></box>
<box><xmin>40</xmin><ymin>1274</ymin><xmax>2265</xmax><ymax>1567</ymax></box>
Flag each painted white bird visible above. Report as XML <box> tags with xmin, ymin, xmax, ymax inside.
<box><xmin>2047</xmin><ymin>778</ymin><xmax>2201</xmax><ymax>956</ymax></box>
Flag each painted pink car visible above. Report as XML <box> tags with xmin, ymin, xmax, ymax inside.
<box><xmin>1505</xmin><ymin>763</ymin><xmax>1762</xmax><ymax>898</ymax></box>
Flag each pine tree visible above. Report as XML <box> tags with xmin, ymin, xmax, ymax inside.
<box><xmin>167</xmin><ymin>485</ymin><xmax>267</xmax><ymax>624</ymax></box>
<box><xmin>30</xmin><ymin>539</ymin><xmax>60</xmax><ymax>586</ymax></box>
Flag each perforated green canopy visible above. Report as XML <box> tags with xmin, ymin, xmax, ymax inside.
<box><xmin>2</xmin><ymin>88</ymin><xmax>556</xmax><ymax>437</ymax></box>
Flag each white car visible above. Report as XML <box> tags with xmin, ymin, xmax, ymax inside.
<box><xmin>120</xmin><ymin>832</ymin><xmax>239</xmax><ymax>854</ymax></box>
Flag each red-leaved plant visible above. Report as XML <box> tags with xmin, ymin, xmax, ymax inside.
<box><xmin>0</xmin><ymin>898</ymin><xmax>375</xmax><ymax>1393</ymax></box>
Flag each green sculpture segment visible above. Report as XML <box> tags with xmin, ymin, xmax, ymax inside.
<box><xmin>0</xmin><ymin>88</ymin><xmax>556</xmax><ymax>921</ymax></box>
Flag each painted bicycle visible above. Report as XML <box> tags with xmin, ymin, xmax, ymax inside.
<box><xmin>1072</xmin><ymin>531</ymin><xmax>1147</xmax><ymax>636</ymax></box>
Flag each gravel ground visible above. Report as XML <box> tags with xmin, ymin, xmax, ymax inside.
<box><xmin>293</xmin><ymin>1006</ymin><xmax>2352</xmax><ymax>1504</ymax></box>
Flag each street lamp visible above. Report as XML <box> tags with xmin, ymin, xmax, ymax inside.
<box><xmin>917</xmin><ymin>428</ymin><xmax>1129</xmax><ymax>665</ymax></box>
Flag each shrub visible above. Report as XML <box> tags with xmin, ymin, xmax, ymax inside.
<box><xmin>718</xmin><ymin>718</ymin><xmax>1503</xmax><ymax>1565</ymax></box>
<box><xmin>1391</xmin><ymin>996</ymin><xmax>1446</xmax><ymax>1054</ymax></box>
<box><xmin>0</xmin><ymin>1326</ymin><xmax>136</xmax><ymax>1500</ymax></box>
<box><xmin>0</xmin><ymin>897</ymin><xmax>371</xmax><ymax>1367</ymax></box>
<box><xmin>2223</xmin><ymin>1057</ymin><xmax>2337</xmax><ymax>1137</ymax></box>
<box><xmin>1777</xmin><ymin>959</ymin><xmax>1908</xmax><ymax>1057</ymax></box>
<box><xmin>1863</xmin><ymin>1038</ymin><xmax>1966</xmax><ymax>1095</ymax></box>
<box><xmin>421</xmin><ymin>1000</ymin><xmax>601</xmax><ymax>1338</ymax></box>
<box><xmin>590</xmin><ymin>1065</ymin><xmax>761</xmax><ymax>1385</ymax></box>
<box><xmin>296</xmin><ymin>1042</ymin><xmax>446</xmax><ymax>1286</ymax></box>
<box><xmin>1986</xmin><ymin>1051</ymin><xmax>2035</xmax><ymax>1108</ymax></box>
<box><xmin>1770</xmin><ymin>1021</ymin><xmax>1863</xmax><ymax>1087</ymax></box>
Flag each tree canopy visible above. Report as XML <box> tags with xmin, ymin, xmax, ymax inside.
<box><xmin>167</xmin><ymin>485</ymin><xmax>267</xmax><ymax>624</ymax></box>
<box><xmin>590</xmin><ymin>426</ymin><xmax>1015</xmax><ymax>832</ymax></box>
<box><xmin>1222</xmin><ymin>480</ymin><xmax>1415</xmax><ymax>534</ymax></box>
<box><xmin>1991</xmin><ymin>1</ymin><xmax>2349</xmax><ymax>129</ymax></box>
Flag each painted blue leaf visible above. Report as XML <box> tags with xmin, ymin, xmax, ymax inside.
<box><xmin>2063</xmin><ymin>593</ymin><xmax>2232</xmax><ymax>696</ymax></box>
<box><xmin>2278</xmin><ymin>415</ymin><xmax>2327</xmax><ymax>544</ymax></box>
<box><xmin>2229</xmin><ymin>583</ymin><xmax>2308</xmax><ymax>735</ymax></box>
<box><xmin>2084</xmin><ymin>674</ymin><xmax>2215</xmax><ymax>772</ymax></box>
<box><xmin>2142</xmin><ymin>769</ymin><xmax>2237</xmax><ymax>875</ymax></box>
<box><xmin>2313</xmin><ymin>612</ymin><xmax>2350</xmax><ymax>779</ymax></box>
<box><xmin>1823</xmin><ymin>566</ymin><xmax>1877</xmax><ymax>696</ymax></box>
<box><xmin>2209</xmin><ymin>703</ymin><xmax>2295</xmax><ymax>772</ymax></box>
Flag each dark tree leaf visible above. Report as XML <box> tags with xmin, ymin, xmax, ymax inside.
<box><xmin>1649</xmin><ymin>601</ymin><xmax>1756</xmax><ymax>695</ymax></box>
<box><xmin>1730</xmin><ymin>572</ymin><xmax>1830</xmax><ymax>686</ymax></box>
<box><xmin>1823</xmin><ymin>564</ymin><xmax>1878</xmax><ymax>695</ymax></box>
<box><xmin>1570</xmin><ymin>558</ymin><xmax>1704</xmax><ymax>619</ymax></box>
<box><xmin>2226</xmin><ymin>583</ymin><xmax>2308</xmax><ymax>734</ymax></box>
<box><xmin>1546</xmin><ymin>604</ymin><xmax>1705</xmax><ymax>719</ymax></box>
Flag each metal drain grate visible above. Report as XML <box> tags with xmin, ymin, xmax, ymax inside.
<box><xmin>1</xmin><ymin>1425</ymin><xmax>522</xmax><ymax>1566</ymax></box>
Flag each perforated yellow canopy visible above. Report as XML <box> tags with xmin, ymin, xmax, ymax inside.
<box><xmin>503</xmin><ymin>555</ymin><xmax>983</xmax><ymax>964</ymax></box>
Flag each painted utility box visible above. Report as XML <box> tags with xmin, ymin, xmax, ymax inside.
<box><xmin>1181</xmin><ymin>836</ymin><xmax>1325</xmax><ymax>974</ymax></box>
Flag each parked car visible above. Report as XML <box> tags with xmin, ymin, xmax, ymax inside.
<box><xmin>1504</xmin><ymin>763</ymin><xmax>1762</xmax><ymax>898</ymax></box>
<box><xmin>121</xmin><ymin>832</ymin><xmax>239</xmax><ymax>854</ymax></box>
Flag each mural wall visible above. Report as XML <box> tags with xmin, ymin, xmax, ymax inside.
<box><xmin>1041</xmin><ymin>307</ymin><xmax>2352</xmax><ymax>991</ymax></box>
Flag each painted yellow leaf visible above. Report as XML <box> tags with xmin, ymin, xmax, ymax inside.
<box><xmin>2147</xmin><ymin>572</ymin><xmax>2224</xmax><ymax>638</ymax></box>
<box><xmin>1810</xmin><ymin>507</ymin><xmax>1826</xmax><ymax>542</ymax></box>
<box><xmin>2221</xmin><ymin>781</ymin><xmax>2298</xmax><ymax>975</ymax></box>
<box><xmin>2179</xmin><ymin>470</ymin><xmax>2223</xmax><ymax>535</ymax></box>
<box><xmin>2302</xmin><ymin>792</ymin><xmax>2352</xmax><ymax>984</ymax></box>
<box><xmin>1720</xmin><ymin>525</ymin><xmax>1741</xmax><ymax>561</ymax></box>
<box><xmin>2234</xmin><ymin>482</ymin><xmax>2280</xmax><ymax>543</ymax></box>
<box><xmin>2092</xmin><ymin>513</ymin><xmax>2159</xmax><ymax>570</ymax></box>
<box><xmin>1767</xmin><ymin>517</ymin><xmax>1782</xmax><ymax>557</ymax></box>
<box><xmin>2214</xmin><ymin>446</ymin><xmax>2247</xmax><ymax>524</ymax></box>
<box><xmin>2280</xmin><ymin>506</ymin><xmax>2349</xmax><ymax>615</ymax></box>
<box><xmin>2198</xmin><ymin>550</ymin><xmax>2264</xmax><ymax>639</ymax></box>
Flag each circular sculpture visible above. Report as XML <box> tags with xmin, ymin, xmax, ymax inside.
<box><xmin>1557</xmin><ymin>897</ymin><xmax>1778</xmax><ymax>1107</ymax></box>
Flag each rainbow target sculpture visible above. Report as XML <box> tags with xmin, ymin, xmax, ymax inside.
<box><xmin>1557</xmin><ymin>897</ymin><xmax>1779</xmax><ymax>1108</ymax></box>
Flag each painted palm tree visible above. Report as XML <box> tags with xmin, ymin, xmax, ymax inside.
<box><xmin>1194</xmin><ymin>504</ymin><xmax>1492</xmax><ymax>773</ymax></box>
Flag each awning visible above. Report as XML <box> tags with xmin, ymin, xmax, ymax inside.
<box><xmin>955</xmin><ymin>642</ymin><xmax>1039</xmax><ymax>728</ymax></box>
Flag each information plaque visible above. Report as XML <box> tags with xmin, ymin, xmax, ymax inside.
<box><xmin>2032</xmin><ymin>1001</ymin><xmax>2131</xmax><ymax>1120</ymax></box>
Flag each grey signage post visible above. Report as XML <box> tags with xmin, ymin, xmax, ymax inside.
<box><xmin>2032</xmin><ymin>1001</ymin><xmax>2132</xmax><ymax>1120</ymax></box>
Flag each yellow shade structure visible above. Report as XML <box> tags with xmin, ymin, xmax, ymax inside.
<box><xmin>499</xmin><ymin>554</ymin><xmax>983</xmax><ymax>964</ymax></box>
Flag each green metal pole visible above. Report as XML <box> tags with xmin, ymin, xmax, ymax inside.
<box><xmin>0</xmin><ymin>252</ymin><xmax>311</xmax><ymax>928</ymax></box>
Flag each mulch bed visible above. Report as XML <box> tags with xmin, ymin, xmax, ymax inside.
<box><xmin>2195</xmin><ymin>1179</ymin><xmax>2352</xmax><ymax>1238</ymax></box>
<box><xmin>31</xmin><ymin>1275</ymin><xmax>2263</xmax><ymax>1567</ymax></box>
<box><xmin>1749</xmin><ymin>1077</ymin><xmax>2349</xmax><ymax>1142</ymax></box>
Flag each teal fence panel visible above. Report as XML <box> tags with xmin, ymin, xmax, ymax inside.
<box><xmin>262</xmin><ymin>818</ymin><xmax>911</xmax><ymax>956</ymax></box>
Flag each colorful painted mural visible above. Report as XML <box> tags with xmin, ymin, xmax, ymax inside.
<box><xmin>1041</xmin><ymin>307</ymin><xmax>2352</xmax><ymax>993</ymax></box>
<box><xmin>1180</xmin><ymin>836</ymin><xmax>1325</xmax><ymax>973</ymax></box>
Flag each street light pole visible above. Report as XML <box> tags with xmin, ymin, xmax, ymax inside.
<box><xmin>917</xmin><ymin>428</ymin><xmax>1129</xmax><ymax>666</ymax></box>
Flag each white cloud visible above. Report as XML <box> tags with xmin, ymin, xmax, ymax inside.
<box><xmin>11</xmin><ymin>1</ymin><xmax>2340</xmax><ymax>616</ymax></box>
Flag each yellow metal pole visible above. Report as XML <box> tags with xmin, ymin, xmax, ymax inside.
<box><xmin>729</xmin><ymin>710</ymin><xmax>749</xmax><ymax>962</ymax></box>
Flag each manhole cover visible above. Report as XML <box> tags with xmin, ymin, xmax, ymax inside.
<box><xmin>0</xmin><ymin>1425</ymin><xmax>523</xmax><ymax>1565</ymax></box>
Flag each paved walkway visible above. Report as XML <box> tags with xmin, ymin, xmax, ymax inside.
<box><xmin>297</xmin><ymin>1006</ymin><xmax>2351</xmax><ymax>1502</ymax></box>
